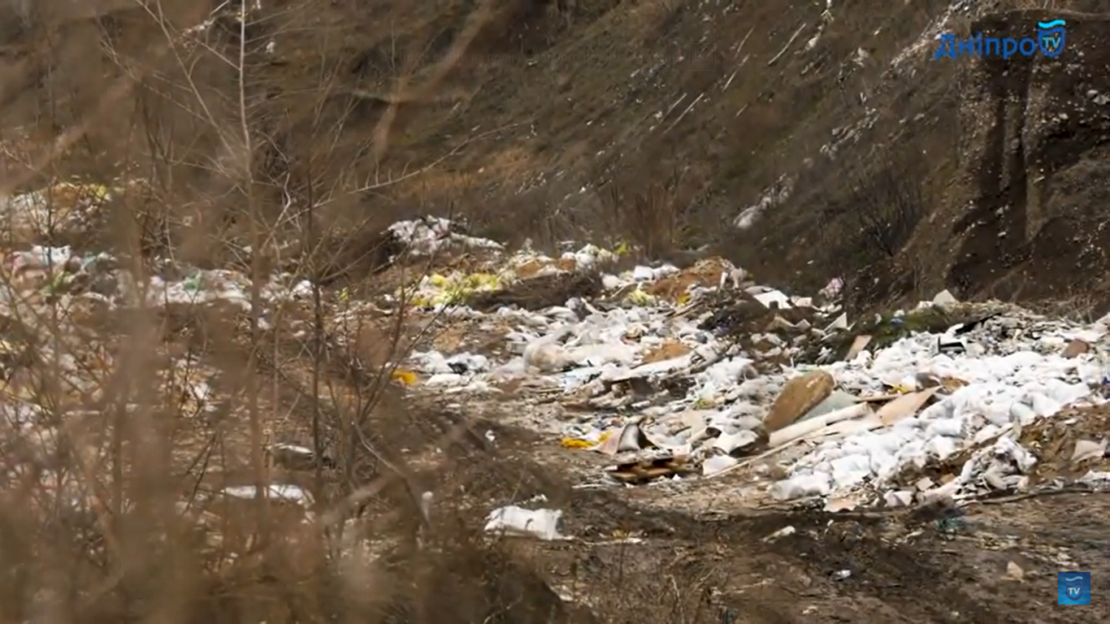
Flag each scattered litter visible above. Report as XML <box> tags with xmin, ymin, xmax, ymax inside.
<box><xmin>391</xmin><ymin>369</ymin><xmax>418</xmax><ymax>385</ymax></box>
<box><xmin>1063</xmin><ymin>339</ymin><xmax>1090</xmax><ymax>359</ymax></box>
<box><xmin>846</xmin><ymin>334</ymin><xmax>872</xmax><ymax>360</ymax></box>
<box><xmin>221</xmin><ymin>484</ymin><xmax>313</xmax><ymax>505</ymax></box>
<box><xmin>484</xmin><ymin>506</ymin><xmax>566</xmax><ymax>540</ymax></box>
<box><xmin>562</xmin><ymin>430</ymin><xmax>612</xmax><ymax>449</ymax></box>
<box><xmin>763</xmin><ymin>370</ymin><xmax>835</xmax><ymax>432</ymax></box>
<box><xmin>825</xmin><ymin>492</ymin><xmax>864</xmax><ymax>512</ymax></box>
<box><xmin>703</xmin><ymin>454</ymin><xmax>740</xmax><ymax>475</ymax></box>
<box><xmin>117</xmin><ymin>213</ymin><xmax>1102</xmax><ymax>514</ymax></box>
<box><xmin>1072</xmin><ymin>439</ymin><xmax>1107</xmax><ymax>463</ymax></box>
<box><xmin>387</xmin><ymin>216</ymin><xmax>503</xmax><ymax>259</ymax></box>
<box><xmin>393</xmin><ymin>242</ymin><xmax>1110</xmax><ymax>508</ymax></box>
<box><xmin>268</xmin><ymin>443</ymin><xmax>319</xmax><ymax>470</ymax></box>
<box><xmin>933</xmin><ymin>289</ymin><xmax>958</xmax><ymax>307</ymax></box>
<box><xmin>763</xmin><ymin>525</ymin><xmax>796</xmax><ymax>541</ymax></box>
<box><xmin>608</xmin><ymin>455</ymin><xmax>692</xmax><ymax>484</ymax></box>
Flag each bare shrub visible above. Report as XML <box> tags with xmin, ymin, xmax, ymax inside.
<box><xmin>0</xmin><ymin>0</ymin><xmax>602</xmax><ymax>622</ymax></box>
<box><xmin>847</xmin><ymin>164</ymin><xmax>926</xmax><ymax>258</ymax></box>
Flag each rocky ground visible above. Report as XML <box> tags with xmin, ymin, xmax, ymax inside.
<box><xmin>2</xmin><ymin>0</ymin><xmax>1110</xmax><ymax>622</ymax></box>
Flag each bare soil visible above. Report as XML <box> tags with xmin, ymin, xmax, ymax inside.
<box><xmin>412</xmin><ymin>414</ymin><xmax>1110</xmax><ymax>623</ymax></box>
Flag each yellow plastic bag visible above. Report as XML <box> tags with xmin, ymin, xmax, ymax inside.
<box><xmin>560</xmin><ymin>430</ymin><xmax>611</xmax><ymax>449</ymax></box>
<box><xmin>391</xmin><ymin>369</ymin><xmax>418</xmax><ymax>386</ymax></box>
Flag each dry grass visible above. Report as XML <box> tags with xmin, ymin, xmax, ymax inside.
<box><xmin>595</xmin><ymin>163</ymin><xmax>701</xmax><ymax>262</ymax></box>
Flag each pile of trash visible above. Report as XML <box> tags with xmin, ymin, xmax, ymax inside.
<box><xmin>769</xmin><ymin>308</ymin><xmax>1106</xmax><ymax>509</ymax></box>
<box><xmin>0</xmin><ymin>181</ymin><xmax>331</xmax><ymax>530</ymax></box>
<box><xmin>0</xmin><ymin>181</ymin><xmax>114</xmax><ymax>244</ymax></box>
<box><xmin>383</xmin><ymin>219</ymin><xmax>1110</xmax><ymax>511</ymax></box>
<box><xmin>3</xmin><ymin>195</ymin><xmax>1110</xmax><ymax>540</ymax></box>
<box><xmin>381</xmin><ymin>217</ymin><xmax>763</xmax><ymax>311</ymax></box>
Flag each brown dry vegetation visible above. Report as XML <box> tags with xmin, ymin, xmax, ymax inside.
<box><xmin>2</xmin><ymin>0</ymin><xmax>1110</xmax><ymax>622</ymax></box>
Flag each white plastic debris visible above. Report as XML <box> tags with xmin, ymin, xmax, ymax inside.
<box><xmin>884</xmin><ymin>490</ymin><xmax>914</xmax><ymax>507</ymax></box>
<box><xmin>703</xmin><ymin>454</ymin><xmax>739</xmax><ymax>476</ymax></box>
<box><xmin>763</xmin><ymin>525</ymin><xmax>796</xmax><ymax>541</ymax></box>
<box><xmin>932</xmin><ymin>289</ymin><xmax>958</xmax><ymax>307</ymax></box>
<box><xmin>819</xmin><ymin>277</ymin><xmax>843</xmax><ymax>299</ymax></box>
<box><xmin>387</xmin><ymin>216</ymin><xmax>503</xmax><ymax>258</ymax></box>
<box><xmin>484</xmin><ymin>506</ymin><xmax>565</xmax><ymax>540</ymax></box>
<box><xmin>1073</xmin><ymin>439</ymin><xmax>1107</xmax><ymax>463</ymax></box>
<box><xmin>713</xmin><ymin>430</ymin><xmax>759</xmax><ymax>453</ymax></box>
<box><xmin>221</xmin><ymin>484</ymin><xmax>313</xmax><ymax>505</ymax></box>
<box><xmin>751</xmin><ymin>289</ymin><xmax>792</xmax><ymax>309</ymax></box>
<box><xmin>363</xmin><ymin>221</ymin><xmax>1110</xmax><ymax>510</ymax></box>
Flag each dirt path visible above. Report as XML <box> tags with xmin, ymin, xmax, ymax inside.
<box><xmin>441</xmin><ymin>420</ymin><xmax>1110</xmax><ymax>623</ymax></box>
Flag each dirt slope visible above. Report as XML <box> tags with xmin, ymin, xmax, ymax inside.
<box><xmin>3</xmin><ymin>1</ymin><xmax>1108</xmax><ymax>313</ymax></box>
<box><xmin>272</xmin><ymin>0</ymin><xmax>1110</xmax><ymax>313</ymax></box>
<box><xmin>938</xmin><ymin>11</ymin><xmax>1110</xmax><ymax>306</ymax></box>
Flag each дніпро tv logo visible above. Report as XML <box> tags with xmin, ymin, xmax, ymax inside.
<box><xmin>934</xmin><ymin>19</ymin><xmax>1066</xmax><ymax>59</ymax></box>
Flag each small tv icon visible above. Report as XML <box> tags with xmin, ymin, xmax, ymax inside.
<box><xmin>1058</xmin><ymin>572</ymin><xmax>1091</xmax><ymax>605</ymax></box>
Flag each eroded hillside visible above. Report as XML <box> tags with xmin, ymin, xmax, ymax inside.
<box><xmin>3</xmin><ymin>0</ymin><xmax>1107</xmax><ymax>311</ymax></box>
